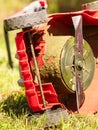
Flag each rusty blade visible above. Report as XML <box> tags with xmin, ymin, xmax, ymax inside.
<box><xmin>72</xmin><ymin>15</ymin><xmax>84</xmax><ymax>113</ymax></box>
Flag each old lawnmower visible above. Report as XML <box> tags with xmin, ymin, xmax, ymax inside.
<box><xmin>3</xmin><ymin>0</ymin><xmax>98</xmax><ymax>126</ymax></box>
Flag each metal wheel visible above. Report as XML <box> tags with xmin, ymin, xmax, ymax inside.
<box><xmin>60</xmin><ymin>36</ymin><xmax>95</xmax><ymax>92</ymax></box>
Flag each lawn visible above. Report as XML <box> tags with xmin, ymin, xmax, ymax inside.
<box><xmin>0</xmin><ymin>0</ymin><xmax>98</xmax><ymax>130</ymax></box>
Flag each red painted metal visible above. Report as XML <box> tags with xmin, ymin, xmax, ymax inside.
<box><xmin>48</xmin><ymin>10</ymin><xmax>98</xmax><ymax>35</ymax></box>
<box><xmin>15</xmin><ymin>30</ymin><xmax>63</xmax><ymax>112</ymax></box>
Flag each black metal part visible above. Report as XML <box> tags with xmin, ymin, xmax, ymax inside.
<box><xmin>72</xmin><ymin>15</ymin><xmax>84</xmax><ymax>113</ymax></box>
<box><xmin>4</xmin><ymin>9</ymin><xmax>47</xmax><ymax>31</ymax></box>
<box><xmin>4</xmin><ymin>26</ymin><xmax>13</xmax><ymax>68</ymax></box>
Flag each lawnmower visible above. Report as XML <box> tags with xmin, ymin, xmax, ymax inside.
<box><xmin>3</xmin><ymin>0</ymin><xmax>98</xmax><ymax>126</ymax></box>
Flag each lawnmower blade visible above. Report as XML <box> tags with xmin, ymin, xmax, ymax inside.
<box><xmin>72</xmin><ymin>15</ymin><xmax>84</xmax><ymax>113</ymax></box>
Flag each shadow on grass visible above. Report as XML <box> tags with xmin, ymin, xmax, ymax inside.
<box><xmin>0</xmin><ymin>92</ymin><xmax>32</xmax><ymax>117</ymax></box>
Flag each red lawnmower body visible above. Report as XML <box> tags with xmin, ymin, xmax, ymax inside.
<box><xmin>3</xmin><ymin>1</ymin><xmax>98</xmax><ymax>115</ymax></box>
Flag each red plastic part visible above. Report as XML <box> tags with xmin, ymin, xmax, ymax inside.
<box><xmin>15</xmin><ymin>30</ymin><xmax>63</xmax><ymax>112</ymax></box>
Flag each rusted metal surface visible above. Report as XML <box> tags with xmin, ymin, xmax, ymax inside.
<box><xmin>82</xmin><ymin>1</ymin><xmax>98</xmax><ymax>10</ymax></box>
<box><xmin>4</xmin><ymin>10</ymin><xmax>47</xmax><ymax>31</ymax></box>
<box><xmin>72</xmin><ymin>15</ymin><xmax>84</xmax><ymax>112</ymax></box>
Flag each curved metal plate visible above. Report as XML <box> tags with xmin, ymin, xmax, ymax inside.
<box><xmin>4</xmin><ymin>9</ymin><xmax>47</xmax><ymax>31</ymax></box>
<box><xmin>60</xmin><ymin>36</ymin><xmax>95</xmax><ymax>92</ymax></box>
